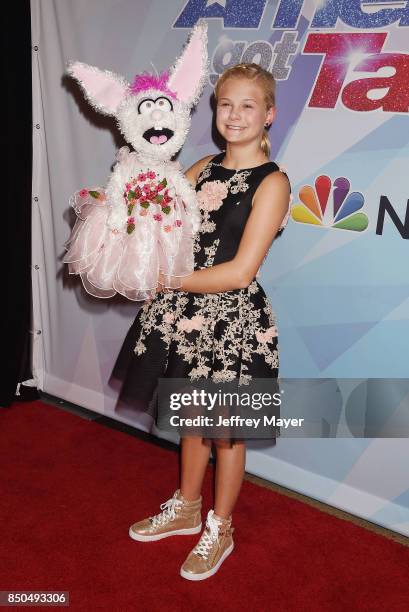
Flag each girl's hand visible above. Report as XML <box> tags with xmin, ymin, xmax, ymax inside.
<box><xmin>157</xmin><ymin>271</ymin><xmax>172</xmax><ymax>294</ymax></box>
<box><xmin>156</xmin><ymin>283</ymin><xmax>168</xmax><ymax>294</ymax></box>
<box><xmin>145</xmin><ymin>279</ymin><xmax>169</xmax><ymax>304</ymax></box>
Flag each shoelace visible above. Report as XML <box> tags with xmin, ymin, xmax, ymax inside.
<box><xmin>193</xmin><ymin>510</ymin><xmax>226</xmax><ymax>559</ymax></box>
<box><xmin>150</xmin><ymin>495</ymin><xmax>183</xmax><ymax>528</ymax></box>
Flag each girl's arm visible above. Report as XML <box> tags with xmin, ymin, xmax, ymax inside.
<box><xmin>184</xmin><ymin>154</ymin><xmax>216</xmax><ymax>188</ymax></box>
<box><xmin>176</xmin><ymin>171</ymin><xmax>291</xmax><ymax>294</ymax></box>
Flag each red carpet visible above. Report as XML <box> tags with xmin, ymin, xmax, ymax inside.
<box><xmin>1</xmin><ymin>400</ymin><xmax>409</xmax><ymax>611</ymax></box>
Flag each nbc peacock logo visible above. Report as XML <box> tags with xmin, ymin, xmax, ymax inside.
<box><xmin>291</xmin><ymin>175</ymin><xmax>369</xmax><ymax>232</ymax></box>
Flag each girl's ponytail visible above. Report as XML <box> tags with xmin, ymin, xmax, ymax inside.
<box><xmin>261</xmin><ymin>129</ymin><xmax>271</xmax><ymax>157</ymax></box>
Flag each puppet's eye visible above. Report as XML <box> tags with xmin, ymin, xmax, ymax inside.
<box><xmin>155</xmin><ymin>97</ymin><xmax>173</xmax><ymax>112</ymax></box>
<box><xmin>138</xmin><ymin>99</ymin><xmax>155</xmax><ymax>114</ymax></box>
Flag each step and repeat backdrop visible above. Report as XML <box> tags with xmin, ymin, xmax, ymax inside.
<box><xmin>31</xmin><ymin>0</ymin><xmax>409</xmax><ymax>535</ymax></box>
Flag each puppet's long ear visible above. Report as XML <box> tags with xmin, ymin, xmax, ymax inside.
<box><xmin>67</xmin><ymin>61</ymin><xmax>130</xmax><ymax>116</ymax></box>
<box><xmin>167</xmin><ymin>21</ymin><xmax>208</xmax><ymax>107</ymax></box>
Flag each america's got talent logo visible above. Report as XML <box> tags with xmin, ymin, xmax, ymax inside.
<box><xmin>174</xmin><ymin>0</ymin><xmax>409</xmax><ymax>114</ymax></box>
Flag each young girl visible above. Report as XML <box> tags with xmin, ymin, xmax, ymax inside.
<box><xmin>113</xmin><ymin>63</ymin><xmax>291</xmax><ymax>581</ymax></box>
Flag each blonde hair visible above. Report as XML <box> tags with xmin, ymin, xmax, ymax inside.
<box><xmin>214</xmin><ymin>63</ymin><xmax>276</xmax><ymax>157</ymax></box>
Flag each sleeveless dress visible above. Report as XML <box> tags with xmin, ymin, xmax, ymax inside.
<box><xmin>110</xmin><ymin>152</ymin><xmax>291</xmax><ymax>440</ymax></box>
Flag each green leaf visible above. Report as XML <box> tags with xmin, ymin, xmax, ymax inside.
<box><xmin>127</xmin><ymin>203</ymin><xmax>135</xmax><ymax>215</ymax></box>
<box><xmin>89</xmin><ymin>190</ymin><xmax>100</xmax><ymax>199</ymax></box>
<box><xmin>140</xmin><ymin>201</ymin><xmax>150</xmax><ymax>209</ymax></box>
<box><xmin>155</xmin><ymin>194</ymin><xmax>164</xmax><ymax>203</ymax></box>
<box><xmin>162</xmin><ymin>206</ymin><xmax>171</xmax><ymax>214</ymax></box>
<box><xmin>127</xmin><ymin>190</ymin><xmax>136</xmax><ymax>200</ymax></box>
<box><xmin>127</xmin><ymin>224</ymin><xmax>135</xmax><ymax>234</ymax></box>
<box><xmin>160</xmin><ymin>178</ymin><xmax>167</xmax><ymax>187</ymax></box>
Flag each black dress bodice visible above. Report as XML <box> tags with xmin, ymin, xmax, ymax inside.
<box><xmin>193</xmin><ymin>152</ymin><xmax>286</xmax><ymax>276</ymax></box>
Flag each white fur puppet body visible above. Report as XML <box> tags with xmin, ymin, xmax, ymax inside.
<box><xmin>63</xmin><ymin>22</ymin><xmax>208</xmax><ymax>301</ymax></box>
<box><xmin>104</xmin><ymin>148</ymin><xmax>198</xmax><ymax>234</ymax></box>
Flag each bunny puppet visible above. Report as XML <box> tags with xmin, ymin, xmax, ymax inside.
<box><xmin>63</xmin><ymin>22</ymin><xmax>208</xmax><ymax>301</ymax></box>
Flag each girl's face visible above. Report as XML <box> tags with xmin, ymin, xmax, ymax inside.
<box><xmin>216</xmin><ymin>77</ymin><xmax>275</xmax><ymax>148</ymax></box>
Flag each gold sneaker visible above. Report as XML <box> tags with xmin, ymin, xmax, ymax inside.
<box><xmin>180</xmin><ymin>509</ymin><xmax>235</xmax><ymax>580</ymax></box>
<box><xmin>129</xmin><ymin>489</ymin><xmax>202</xmax><ymax>542</ymax></box>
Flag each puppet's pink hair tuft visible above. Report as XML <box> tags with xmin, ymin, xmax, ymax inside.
<box><xmin>129</xmin><ymin>71</ymin><xmax>177</xmax><ymax>99</ymax></box>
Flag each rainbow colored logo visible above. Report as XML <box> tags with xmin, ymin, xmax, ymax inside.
<box><xmin>291</xmin><ymin>176</ymin><xmax>369</xmax><ymax>232</ymax></box>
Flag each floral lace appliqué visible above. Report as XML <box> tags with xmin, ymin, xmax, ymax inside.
<box><xmin>197</xmin><ymin>180</ymin><xmax>228</xmax><ymax>211</ymax></box>
<box><xmin>196</xmin><ymin>161</ymin><xmax>251</xmax><ymax>213</ymax></box>
<box><xmin>133</xmin><ymin>280</ymin><xmax>280</xmax><ymax>386</ymax></box>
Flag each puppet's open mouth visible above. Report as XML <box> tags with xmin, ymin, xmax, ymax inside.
<box><xmin>143</xmin><ymin>128</ymin><xmax>174</xmax><ymax>145</ymax></box>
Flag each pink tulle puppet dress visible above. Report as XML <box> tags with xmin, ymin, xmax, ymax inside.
<box><xmin>63</xmin><ymin>22</ymin><xmax>208</xmax><ymax>301</ymax></box>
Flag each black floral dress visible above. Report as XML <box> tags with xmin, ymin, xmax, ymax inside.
<box><xmin>110</xmin><ymin>152</ymin><xmax>291</xmax><ymax>439</ymax></box>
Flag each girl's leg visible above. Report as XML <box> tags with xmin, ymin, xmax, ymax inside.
<box><xmin>180</xmin><ymin>436</ymin><xmax>212</xmax><ymax>501</ymax></box>
<box><xmin>213</xmin><ymin>440</ymin><xmax>246</xmax><ymax>519</ymax></box>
